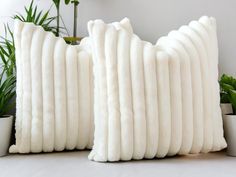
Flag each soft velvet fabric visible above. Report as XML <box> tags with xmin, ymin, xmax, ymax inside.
<box><xmin>10</xmin><ymin>18</ymin><xmax>135</xmax><ymax>154</ymax></box>
<box><xmin>10</xmin><ymin>20</ymin><xmax>94</xmax><ymax>153</ymax></box>
<box><xmin>88</xmin><ymin>16</ymin><xmax>227</xmax><ymax>162</ymax></box>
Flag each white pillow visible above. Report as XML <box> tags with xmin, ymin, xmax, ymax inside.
<box><xmin>88</xmin><ymin>16</ymin><xmax>227</xmax><ymax>162</ymax></box>
<box><xmin>10</xmin><ymin>20</ymin><xmax>95</xmax><ymax>153</ymax></box>
<box><xmin>10</xmin><ymin>18</ymin><xmax>134</xmax><ymax>153</ymax></box>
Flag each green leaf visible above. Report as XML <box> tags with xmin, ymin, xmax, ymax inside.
<box><xmin>220</xmin><ymin>74</ymin><xmax>236</xmax><ymax>114</ymax></box>
<box><xmin>220</xmin><ymin>74</ymin><xmax>236</xmax><ymax>90</ymax></box>
<box><xmin>229</xmin><ymin>89</ymin><xmax>236</xmax><ymax>114</ymax></box>
<box><xmin>35</xmin><ymin>11</ymin><xmax>43</xmax><ymax>24</ymax></box>
<box><xmin>220</xmin><ymin>83</ymin><xmax>234</xmax><ymax>93</ymax></box>
<box><xmin>221</xmin><ymin>92</ymin><xmax>230</xmax><ymax>103</ymax></box>
<box><xmin>53</xmin><ymin>0</ymin><xmax>61</xmax><ymax>8</ymax></box>
<box><xmin>13</xmin><ymin>0</ymin><xmax>57</xmax><ymax>34</ymax></box>
<box><xmin>64</xmin><ymin>0</ymin><xmax>71</xmax><ymax>5</ymax></box>
<box><xmin>0</xmin><ymin>22</ymin><xmax>16</xmax><ymax>116</ymax></box>
<box><xmin>0</xmin><ymin>73</ymin><xmax>16</xmax><ymax>116</ymax></box>
<box><xmin>39</xmin><ymin>11</ymin><xmax>49</xmax><ymax>25</ymax></box>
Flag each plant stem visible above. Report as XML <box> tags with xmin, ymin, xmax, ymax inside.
<box><xmin>73</xmin><ymin>2</ymin><xmax>78</xmax><ymax>44</ymax></box>
<box><xmin>60</xmin><ymin>14</ymin><xmax>70</xmax><ymax>36</ymax></box>
<box><xmin>56</xmin><ymin>6</ymin><xmax>60</xmax><ymax>36</ymax></box>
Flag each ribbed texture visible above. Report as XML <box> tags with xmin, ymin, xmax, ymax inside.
<box><xmin>88</xmin><ymin>16</ymin><xmax>227</xmax><ymax>162</ymax></box>
<box><xmin>10</xmin><ymin>20</ymin><xmax>94</xmax><ymax>153</ymax></box>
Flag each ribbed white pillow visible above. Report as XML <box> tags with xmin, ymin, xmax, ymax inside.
<box><xmin>10</xmin><ymin>18</ymin><xmax>134</xmax><ymax>154</ymax></box>
<box><xmin>10</xmin><ymin>20</ymin><xmax>94</xmax><ymax>153</ymax></box>
<box><xmin>88</xmin><ymin>16</ymin><xmax>227</xmax><ymax>162</ymax></box>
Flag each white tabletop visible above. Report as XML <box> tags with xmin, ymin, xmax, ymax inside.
<box><xmin>0</xmin><ymin>150</ymin><xmax>235</xmax><ymax>177</ymax></box>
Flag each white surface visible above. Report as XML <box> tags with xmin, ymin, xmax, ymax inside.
<box><xmin>0</xmin><ymin>151</ymin><xmax>236</xmax><ymax>177</ymax></box>
<box><xmin>88</xmin><ymin>16</ymin><xmax>226</xmax><ymax>162</ymax></box>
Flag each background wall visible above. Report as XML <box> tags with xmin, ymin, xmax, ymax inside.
<box><xmin>0</xmin><ymin>0</ymin><xmax>235</xmax><ymax>76</ymax></box>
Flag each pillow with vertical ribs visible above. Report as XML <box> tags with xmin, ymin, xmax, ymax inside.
<box><xmin>10</xmin><ymin>18</ymin><xmax>133</xmax><ymax>153</ymax></box>
<box><xmin>88</xmin><ymin>16</ymin><xmax>227</xmax><ymax>162</ymax></box>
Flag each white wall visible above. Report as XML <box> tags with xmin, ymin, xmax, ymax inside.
<box><xmin>0</xmin><ymin>0</ymin><xmax>235</xmax><ymax>76</ymax></box>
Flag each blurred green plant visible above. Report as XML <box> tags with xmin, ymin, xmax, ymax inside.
<box><xmin>52</xmin><ymin>0</ymin><xmax>61</xmax><ymax>36</ymax></box>
<box><xmin>0</xmin><ymin>72</ymin><xmax>16</xmax><ymax>117</ymax></box>
<box><xmin>0</xmin><ymin>25</ymin><xmax>15</xmax><ymax>76</ymax></box>
<box><xmin>0</xmin><ymin>0</ymin><xmax>59</xmax><ymax>116</ymax></box>
<box><xmin>0</xmin><ymin>26</ymin><xmax>16</xmax><ymax>117</ymax></box>
<box><xmin>14</xmin><ymin>0</ymin><xmax>58</xmax><ymax>35</ymax></box>
<box><xmin>220</xmin><ymin>74</ymin><xmax>236</xmax><ymax>114</ymax></box>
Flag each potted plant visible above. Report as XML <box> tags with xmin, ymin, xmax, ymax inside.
<box><xmin>0</xmin><ymin>28</ymin><xmax>16</xmax><ymax>157</ymax></box>
<box><xmin>219</xmin><ymin>74</ymin><xmax>236</xmax><ymax>156</ymax></box>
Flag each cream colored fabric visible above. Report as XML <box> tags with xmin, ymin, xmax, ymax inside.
<box><xmin>88</xmin><ymin>16</ymin><xmax>227</xmax><ymax>162</ymax></box>
<box><xmin>10</xmin><ymin>18</ymin><xmax>134</xmax><ymax>154</ymax></box>
<box><xmin>10</xmin><ymin>20</ymin><xmax>94</xmax><ymax>153</ymax></box>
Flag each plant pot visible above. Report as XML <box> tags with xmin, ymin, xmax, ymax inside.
<box><xmin>221</xmin><ymin>103</ymin><xmax>233</xmax><ymax>116</ymax></box>
<box><xmin>224</xmin><ymin>114</ymin><xmax>236</xmax><ymax>156</ymax></box>
<box><xmin>0</xmin><ymin>115</ymin><xmax>13</xmax><ymax>157</ymax></box>
<box><xmin>221</xmin><ymin>104</ymin><xmax>233</xmax><ymax>127</ymax></box>
<box><xmin>63</xmin><ymin>36</ymin><xmax>83</xmax><ymax>44</ymax></box>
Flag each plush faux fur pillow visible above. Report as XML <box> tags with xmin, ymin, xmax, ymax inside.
<box><xmin>10</xmin><ymin>19</ymin><xmax>134</xmax><ymax>153</ymax></box>
<box><xmin>88</xmin><ymin>16</ymin><xmax>227</xmax><ymax>162</ymax></box>
<box><xmin>10</xmin><ymin>20</ymin><xmax>94</xmax><ymax>153</ymax></box>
